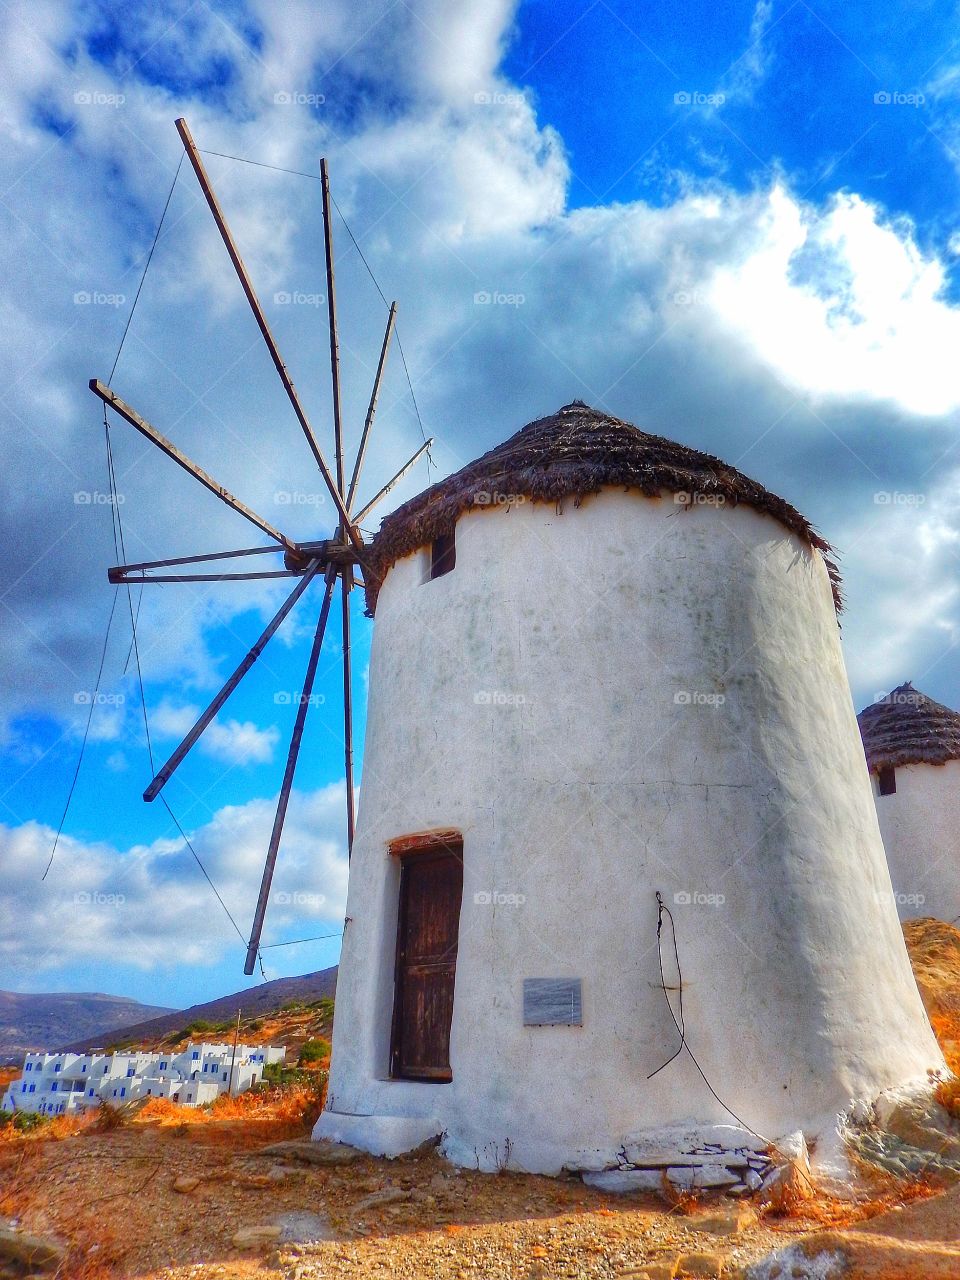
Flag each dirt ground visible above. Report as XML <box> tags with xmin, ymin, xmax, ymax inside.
<box><xmin>6</xmin><ymin>920</ymin><xmax>960</xmax><ymax>1279</ymax></box>
<box><xmin>1</xmin><ymin>1111</ymin><xmax>954</xmax><ymax>1280</ymax></box>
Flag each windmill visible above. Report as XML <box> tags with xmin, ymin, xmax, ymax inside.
<box><xmin>89</xmin><ymin>117</ymin><xmax>432</xmax><ymax>976</ymax></box>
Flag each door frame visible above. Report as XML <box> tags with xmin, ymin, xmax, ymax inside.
<box><xmin>388</xmin><ymin>831</ymin><xmax>463</xmax><ymax>1083</ymax></box>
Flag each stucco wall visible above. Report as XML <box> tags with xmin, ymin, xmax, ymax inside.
<box><xmin>872</xmin><ymin>758</ymin><xmax>960</xmax><ymax>923</ymax></box>
<box><xmin>318</xmin><ymin>489</ymin><xmax>942</xmax><ymax>1173</ymax></box>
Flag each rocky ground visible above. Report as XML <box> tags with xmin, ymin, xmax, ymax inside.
<box><xmin>3</xmin><ymin>919</ymin><xmax>960</xmax><ymax>1279</ymax></box>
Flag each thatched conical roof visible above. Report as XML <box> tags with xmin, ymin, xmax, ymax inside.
<box><xmin>858</xmin><ymin>683</ymin><xmax>960</xmax><ymax>771</ymax></box>
<box><xmin>363</xmin><ymin>401</ymin><xmax>839</xmax><ymax>613</ymax></box>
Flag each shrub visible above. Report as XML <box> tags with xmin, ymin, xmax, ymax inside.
<box><xmin>298</xmin><ymin>1038</ymin><xmax>331</xmax><ymax>1065</ymax></box>
<box><xmin>13</xmin><ymin>1112</ymin><xmax>45</xmax><ymax>1132</ymax></box>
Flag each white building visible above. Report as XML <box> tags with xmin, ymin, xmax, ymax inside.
<box><xmin>1</xmin><ymin>1041</ymin><xmax>285</xmax><ymax>1116</ymax></box>
<box><xmin>317</xmin><ymin>401</ymin><xmax>943</xmax><ymax>1175</ymax></box>
<box><xmin>859</xmin><ymin>682</ymin><xmax>960</xmax><ymax>922</ymax></box>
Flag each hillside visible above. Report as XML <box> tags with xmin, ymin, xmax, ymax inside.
<box><xmin>63</xmin><ymin>965</ymin><xmax>338</xmax><ymax>1053</ymax></box>
<box><xmin>0</xmin><ymin>990</ymin><xmax>176</xmax><ymax>1062</ymax></box>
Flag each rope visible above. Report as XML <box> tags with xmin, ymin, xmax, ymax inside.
<box><xmin>191</xmin><ymin>145</ymin><xmax>434</xmax><ymax>480</ymax></box>
<box><xmin>329</xmin><ymin>192</ymin><xmax>432</xmax><ymax>473</ymax></box>
<box><xmin>104</xmin><ymin>389</ymin><xmax>265</xmax><ymax>977</ymax></box>
<box><xmin>647</xmin><ymin>891</ymin><xmax>686</xmax><ymax>1079</ymax></box>
<box><xmin>41</xmin><ymin>591</ymin><xmax>120</xmax><ymax>880</ymax></box>
<box><xmin>259</xmin><ymin>931</ymin><xmax>343</xmax><ymax>950</ymax></box>
<box><xmin>649</xmin><ymin>890</ymin><xmax>771</xmax><ymax>1147</ymax></box>
<box><xmin>109</xmin><ymin>155</ymin><xmax>183</xmax><ymax>385</ymax></box>
<box><xmin>198</xmin><ymin>148</ymin><xmax>321</xmax><ymax>183</ymax></box>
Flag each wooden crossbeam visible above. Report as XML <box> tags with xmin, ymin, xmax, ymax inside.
<box><xmin>143</xmin><ymin>558</ymin><xmax>325</xmax><ymax>802</ymax></box>
<box><xmin>244</xmin><ymin>565</ymin><xmax>338</xmax><ymax>974</ymax></box>
<box><xmin>353</xmin><ymin>438</ymin><xmax>434</xmax><ymax>525</ymax></box>
<box><xmin>347</xmin><ymin>302</ymin><xmax>397</xmax><ymax>514</ymax></box>
<box><xmin>112</xmin><ymin>570</ymin><xmax>301</xmax><ymax>584</ymax></box>
<box><xmin>109</xmin><ymin>545</ymin><xmax>285</xmax><ymax>579</ymax></box>
<box><xmin>175</xmin><ymin>119</ymin><xmax>361</xmax><ymax>555</ymax></box>
<box><xmin>91</xmin><ymin>381</ymin><xmax>294</xmax><ymax>550</ymax></box>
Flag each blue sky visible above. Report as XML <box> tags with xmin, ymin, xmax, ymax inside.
<box><xmin>0</xmin><ymin>0</ymin><xmax>958</xmax><ymax>1012</ymax></box>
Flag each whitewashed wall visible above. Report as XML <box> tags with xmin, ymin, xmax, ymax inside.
<box><xmin>318</xmin><ymin>490</ymin><xmax>942</xmax><ymax>1173</ymax></box>
<box><xmin>872</xmin><ymin>759</ymin><xmax>960</xmax><ymax>923</ymax></box>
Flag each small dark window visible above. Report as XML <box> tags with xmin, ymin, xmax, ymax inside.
<box><xmin>430</xmin><ymin>530</ymin><xmax>456</xmax><ymax>579</ymax></box>
<box><xmin>878</xmin><ymin>765</ymin><xmax>897</xmax><ymax>796</ymax></box>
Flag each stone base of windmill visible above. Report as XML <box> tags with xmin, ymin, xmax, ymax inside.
<box><xmin>578</xmin><ymin>1125</ymin><xmax>814</xmax><ymax>1207</ymax></box>
<box><xmin>317</xmin><ymin>1072</ymin><xmax>960</xmax><ymax>1210</ymax></box>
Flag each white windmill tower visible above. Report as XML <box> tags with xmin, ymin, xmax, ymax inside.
<box><xmin>859</xmin><ymin>683</ymin><xmax>960</xmax><ymax>923</ymax></box>
<box><xmin>316</xmin><ymin>402</ymin><xmax>943</xmax><ymax>1176</ymax></box>
<box><xmin>88</xmin><ymin>128</ymin><xmax>943</xmax><ymax>1179</ymax></box>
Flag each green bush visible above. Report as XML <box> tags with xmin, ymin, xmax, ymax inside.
<box><xmin>297</xmin><ymin>1038</ymin><xmax>331</xmax><ymax>1065</ymax></box>
<box><xmin>12</xmin><ymin>1111</ymin><xmax>45</xmax><ymax>1132</ymax></box>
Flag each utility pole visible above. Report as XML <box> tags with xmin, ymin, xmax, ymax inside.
<box><xmin>229</xmin><ymin>1007</ymin><xmax>241</xmax><ymax>1097</ymax></box>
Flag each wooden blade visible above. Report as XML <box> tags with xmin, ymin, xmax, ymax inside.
<box><xmin>244</xmin><ymin>566</ymin><xmax>338</xmax><ymax>975</ymax></box>
<box><xmin>91</xmin><ymin>381</ymin><xmax>294</xmax><ymax>550</ymax></box>
<box><xmin>320</xmin><ymin>158</ymin><xmax>345</xmax><ymax>499</ymax></box>
<box><xmin>175</xmin><ymin>119</ymin><xmax>361</xmax><ymax>554</ymax></box>
<box><xmin>346</xmin><ymin>302</ymin><xmax>397</xmax><ymax>514</ymax></box>
<box><xmin>341</xmin><ymin>573</ymin><xmax>356</xmax><ymax>856</ymax></box>
<box><xmin>109</xmin><ymin>545</ymin><xmax>286</xmax><ymax>580</ymax></box>
<box><xmin>143</xmin><ymin>558</ymin><xmax>324</xmax><ymax>802</ymax></box>
<box><xmin>113</xmin><ymin>570</ymin><xmax>302</xmax><ymax>584</ymax></box>
<box><xmin>353</xmin><ymin>438</ymin><xmax>434</xmax><ymax>525</ymax></box>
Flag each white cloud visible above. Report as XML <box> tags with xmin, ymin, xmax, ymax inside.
<box><xmin>152</xmin><ymin>701</ymin><xmax>279</xmax><ymax>765</ymax></box>
<box><xmin>0</xmin><ymin>785</ymin><xmax>348</xmax><ymax>980</ymax></box>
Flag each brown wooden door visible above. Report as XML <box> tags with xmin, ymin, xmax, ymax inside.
<box><xmin>391</xmin><ymin>844</ymin><xmax>463</xmax><ymax>1081</ymax></box>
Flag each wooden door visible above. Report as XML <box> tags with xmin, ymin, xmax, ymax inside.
<box><xmin>391</xmin><ymin>844</ymin><xmax>463</xmax><ymax>1081</ymax></box>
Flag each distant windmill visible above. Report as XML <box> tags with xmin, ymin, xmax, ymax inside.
<box><xmin>89</xmin><ymin>118</ymin><xmax>431</xmax><ymax>976</ymax></box>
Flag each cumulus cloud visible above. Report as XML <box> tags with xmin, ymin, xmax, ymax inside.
<box><xmin>0</xmin><ymin>784</ymin><xmax>348</xmax><ymax>983</ymax></box>
<box><xmin>151</xmin><ymin>700</ymin><xmax>279</xmax><ymax>765</ymax></box>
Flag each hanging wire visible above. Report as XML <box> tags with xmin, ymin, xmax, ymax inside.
<box><xmin>104</xmin><ymin>420</ymin><xmax>266</xmax><ymax>977</ymax></box>
<box><xmin>109</xmin><ymin>155</ymin><xmax>184</xmax><ymax>385</ymax></box>
<box><xmin>329</xmin><ymin>192</ymin><xmax>432</xmax><ymax>471</ymax></box>
<box><xmin>189</xmin><ymin>144</ymin><xmax>434</xmax><ymax>480</ymax></box>
<box><xmin>41</xmin><ymin>590</ymin><xmax>120</xmax><ymax>880</ymax></box>
<box><xmin>648</xmin><ymin>890</ymin><xmax>772</xmax><ymax>1148</ymax></box>
<box><xmin>259</xmin><ymin>931</ymin><xmax>343</xmax><ymax>950</ymax></box>
<box><xmin>44</xmin><ymin>156</ymin><xmax>183</xmax><ymax>878</ymax></box>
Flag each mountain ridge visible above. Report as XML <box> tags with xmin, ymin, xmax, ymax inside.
<box><xmin>60</xmin><ymin>966</ymin><xmax>338</xmax><ymax>1052</ymax></box>
<box><xmin>0</xmin><ymin>990</ymin><xmax>176</xmax><ymax>1061</ymax></box>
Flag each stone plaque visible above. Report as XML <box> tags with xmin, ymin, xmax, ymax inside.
<box><xmin>522</xmin><ymin>978</ymin><xmax>583</xmax><ymax>1026</ymax></box>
